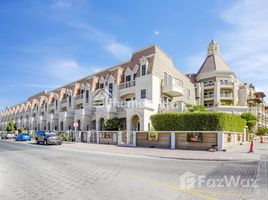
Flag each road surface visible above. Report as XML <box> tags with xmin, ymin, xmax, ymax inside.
<box><xmin>0</xmin><ymin>140</ymin><xmax>267</xmax><ymax>200</ymax></box>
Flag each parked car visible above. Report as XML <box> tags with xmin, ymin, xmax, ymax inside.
<box><xmin>15</xmin><ymin>133</ymin><xmax>32</xmax><ymax>141</ymax></box>
<box><xmin>35</xmin><ymin>130</ymin><xmax>62</xmax><ymax>145</ymax></box>
<box><xmin>2</xmin><ymin>132</ymin><xmax>15</xmax><ymax>139</ymax></box>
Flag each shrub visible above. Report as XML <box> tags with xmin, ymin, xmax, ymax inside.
<box><xmin>186</xmin><ymin>104</ymin><xmax>208</xmax><ymax>113</ymax></box>
<box><xmin>241</xmin><ymin>112</ymin><xmax>257</xmax><ymax>121</ymax></box>
<box><xmin>151</xmin><ymin>112</ymin><xmax>246</xmax><ymax>132</ymax></box>
<box><xmin>6</xmin><ymin>121</ymin><xmax>15</xmax><ymax>132</ymax></box>
<box><xmin>246</xmin><ymin>120</ymin><xmax>257</xmax><ymax>133</ymax></box>
<box><xmin>59</xmin><ymin>131</ymin><xmax>72</xmax><ymax>141</ymax></box>
<box><xmin>104</xmin><ymin>117</ymin><xmax>120</xmax><ymax>131</ymax></box>
<box><xmin>257</xmin><ymin>126</ymin><xmax>268</xmax><ymax>136</ymax></box>
<box><xmin>18</xmin><ymin>128</ymin><xmax>25</xmax><ymax>133</ymax></box>
<box><xmin>240</xmin><ymin>113</ymin><xmax>257</xmax><ymax>133</ymax></box>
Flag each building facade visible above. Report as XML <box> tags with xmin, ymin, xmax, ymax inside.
<box><xmin>1</xmin><ymin>41</ymin><xmax>267</xmax><ymax>132</ymax></box>
<box><xmin>187</xmin><ymin>40</ymin><xmax>268</xmax><ymax>127</ymax></box>
<box><xmin>0</xmin><ymin>45</ymin><xmax>195</xmax><ymax>132</ymax></box>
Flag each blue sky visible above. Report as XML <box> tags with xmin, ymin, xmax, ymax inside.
<box><xmin>1</xmin><ymin>0</ymin><xmax>268</xmax><ymax>110</ymax></box>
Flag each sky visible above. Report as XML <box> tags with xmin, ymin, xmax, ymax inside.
<box><xmin>0</xmin><ymin>0</ymin><xmax>268</xmax><ymax>110</ymax></box>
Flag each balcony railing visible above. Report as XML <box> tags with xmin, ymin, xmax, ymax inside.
<box><xmin>162</xmin><ymin>77</ymin><xmax>183</xmax><ymax>96</ymax></box>
<box><xmin>75</xmin><ymin>94</ymin><xmax>83</xmax><ymax>100</ymax></box>
<box><xmin>59</xmin><ymin>111</ymin><xmax>73</xmax><ymax>118</ymax></box>
<box><xmin>119</xmin><ymin>80</ymin><xmax>135</xmax><ymax>89</ymax></box>
<box><xmin>203</xmin><ymin>82</ymin><xmax>215</xmax><ymax>87</ymax></box>
<box><xmin>220</xmin><ymin>82</ymin><xmax>234</xmax><ymax>86</ymax></box>
<box><xmin>61</xmin><ymin>99</ymin><xmax>67</xmax><ymax>104</ymax></box>
<box><xmin>75</xmin><ymin>108</ymin><xmax>91</xmax><ymax>116</ymax></box>
<box><xmin>220</xmin><ymin>93</ymin><xmax>233</xmax><ymax>98</ymax></box>
<box><xmin>204</xmin><ymin>94</ymin><xmax>214</xmax><ymax>99</ymax></box>
<box><xmin>47</xmin><ymin>113</ymin><xmax>58</xmax><ymax>120</ymax></box>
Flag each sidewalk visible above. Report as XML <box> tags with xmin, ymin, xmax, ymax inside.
<box><xmin>61</xmin><ymin>140</ymin><xmax>268</xmax><ymax>161</ymax></box>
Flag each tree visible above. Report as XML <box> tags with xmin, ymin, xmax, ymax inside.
<box><xmin>240</xmin><ymin>112</ymin><xmax>257</xmax><ymax>121</ymax></box>
<box><xmin>240</xmin><ymin>112</ymin><xmax>257</xmax><ymax>133</ymax></box>
<box><xmin>186</xmin><ymin>104</ymin><xmax>208</xmax><ymax>113</ymax></box>
<box><xmin>257</xmin><ymin>126</ymin><xmax>268</xmax><ymax>136</ymax></box>
<box><xmin>6</xmin><ymin>121</ymin><xmax>15</xmax><ymax>132</ymax></box>
<box><xmin>104</xmin><ymin>117</ymin><xmax>121</xmax><ymax>131</ymax></box>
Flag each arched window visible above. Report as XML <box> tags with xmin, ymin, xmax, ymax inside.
<box><xmin>68</xmin><ymin>95</ymin><xmax>72</xmax><ymax>107</ymax></box>
<box><xmin>86</xmin><ymin>90</ymin><xmax>89</xmax><ymax>103</ymax></box>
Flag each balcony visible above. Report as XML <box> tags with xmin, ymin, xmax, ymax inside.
<box><xmin>75</xmin><ymin>94</ymin><xmax>84</xmax><ymax>104</ymax></box>
<box><xmin>95</xmin><ymin>104</ymin><xmax>117</xmax><ymax>113</ymax></box>
<box><xmin>59</xmin><ymin>111</ymin><xmax>73</xmax><ymax>118</ymax></box>
<box><xmin>39</xmin><ymin>115</ymin><xmax>45</xmax><ymax>121</ymax></box>
<box><xmin>46</xmin><ymin>113</ymin><xmax>59</xmax><ymax>121</ymax></box>
<box><xmin>49</xmin><ymin>104</ymin><xmax>55</xmax><ymax>110</ymax></box>
<box><xmin>220</xmin><ymin>93</ymin><xmax>233</xmax><ymax>99</ymax></box>
<box><xmin>119</xmin><ymin>80</ymin><xmax>135</xmax><ymax>89</ymax></box>
<box><xmin>213</xmin><ymin>105</ymin><xmax>248</xmax><ymax>114</ymax></box>
<box><xmin>75</xmin><ymin>94</ymin><xmax>83</xmax><ymax>100</ymax></box>
<box><xmin>162</xmin><ymin>78</ymin><xmax>183</xmax><ymax>97</ymax></box>
<box><xmin>75</xmin><ymin>108</ymin><xmax>91</xmax><ymax>117</ymax></box>
<box><xmin>204</xmin><ymin>94</ymin><xmax>214</xmax><ymax>99</ymax></box>
<box><xmin>119</xmin><ymin>81</ymin><xmax>136</xmax><ymax>97</ymax></box>
<box><xmin>61</xmin><ymin>99</ymin><xmax>67</xmax><ymax>104</ymax></box>
<box><xmin>203</xmin><ymin>82</ymin><xmax>215</xmax><ymax>88</ymax></box>
<box><xmin>30</xmin><ymin>117</ymin><xmax>36</xmax><ymax>122</ymax></box>
<box><xmin>219</xmin><ymin>82</ymin><xmax>234</xmax><ymax>88</ymax></box>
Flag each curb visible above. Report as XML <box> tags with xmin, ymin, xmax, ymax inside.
<box><xmin>61</xmin><ymin>145</ymin><xmax>260</xmax><ymax>162</ymax></box>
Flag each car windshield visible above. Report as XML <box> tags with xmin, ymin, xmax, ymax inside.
<box><xmin>45</xmin><ymin>132</ymin><xmax>57</xmax><ymax>136</ymax></box>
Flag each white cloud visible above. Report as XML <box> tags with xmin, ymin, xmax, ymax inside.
<box><xmin>68</xmin><ymin>22</ymin><xmax>132</xmax><ymax>60</ymax></box>
<box><xmin>153</xmin><ymin>30</ymin><xmax>160</xmax><ymax>35</ymax></box>
<box><xmin>45</xmin><ymin>59</ymin><xmax>89</xmax><ymax>83</ymax></box>
<box><xmin>217</xmin><ymin>0</ymin><xmax>268</xmax><ymax>84</ymax></box>
<box><xmin>105</xmin><ymin>41</ymin><xmax>132</xmax><ymax>60</ymax></box>
<box><xmin>184</xmin><ymin>52</ymin><xmax>206</xmax><ymax>73</ymax></box>
<box><xmin>186</xmin><ymin>0</ymin><xmax>268</xmax><ymax>97</ymax></box>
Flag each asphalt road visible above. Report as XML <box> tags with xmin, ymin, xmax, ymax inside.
<box><xmin>0</xmin><ymin>140</ymin><xmax>267</xmax><ymax>200</ymax></box>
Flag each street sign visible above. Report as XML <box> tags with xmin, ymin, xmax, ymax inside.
<box><xmin>73</xmin><ymin>122</ymin><xmax>78</xmax><ymax>128</ymax></box>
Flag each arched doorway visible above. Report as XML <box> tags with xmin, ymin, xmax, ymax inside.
<box><xmin>131</xmin><ymin>115</ymin><xmax>140</xmax><ymax>131</ymax></box>
<box><xmin>99</xmin><ymin>118</ymin><xmax>105</xmax><ymax>131</ymax></box>
<box><xmin>60</xmin><ymin>121</ymin><xmax>64</xmax><ymax>131</ymax></box>
<box><xmin>76</xmin><ymin>119</ymin><xmax>81</xmax><ymax>131</ymax></box>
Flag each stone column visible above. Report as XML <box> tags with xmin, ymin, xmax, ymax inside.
<box><xmin>132</xmin><ymin>131</ymin><xmax>136</xmax><ymax>147</ymax></box>
<box><xmin>217</xmin><ymin>131</ymin><xmax>225</xmax><ymax>151</ymax></box>
<box><xmin>170</xmin><ymin>132</ymin><xmax>175</xmax><ymax>149</ymax></box>
<box><xmin>215</xmin><ymin>81</ymin><xmax>220</xmax><ymax>106</ymax></box>
<box><xmin>117</xmin><ymin>131</ymin><xmax>122</xmax><ymax>145</ymax></box>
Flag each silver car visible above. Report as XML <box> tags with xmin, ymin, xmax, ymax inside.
<box><xmin>35</xmin><ymin>131</ymin><xmax>62</xmax><ymax>145</ymax></box>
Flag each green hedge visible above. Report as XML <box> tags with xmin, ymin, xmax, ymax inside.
<box><xmin>151</xmin><ymin>112</ymin><xmax>246</xmax><ymax>132</ymax></box>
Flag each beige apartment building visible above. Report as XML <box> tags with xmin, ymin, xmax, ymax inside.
<box><xmin>187</xmin><ymin>40</ymin><xmax>268</xmax><ymax>127</ymax></box>
<box><xmin>0</xmin><ymin>45</ymin><xmax>195</xmax><ymax>132</ymax></box>
<box><xmin>1</xmin><ymin>41</ymin><xmax>267</xmax><ymax>132</ymax></box>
